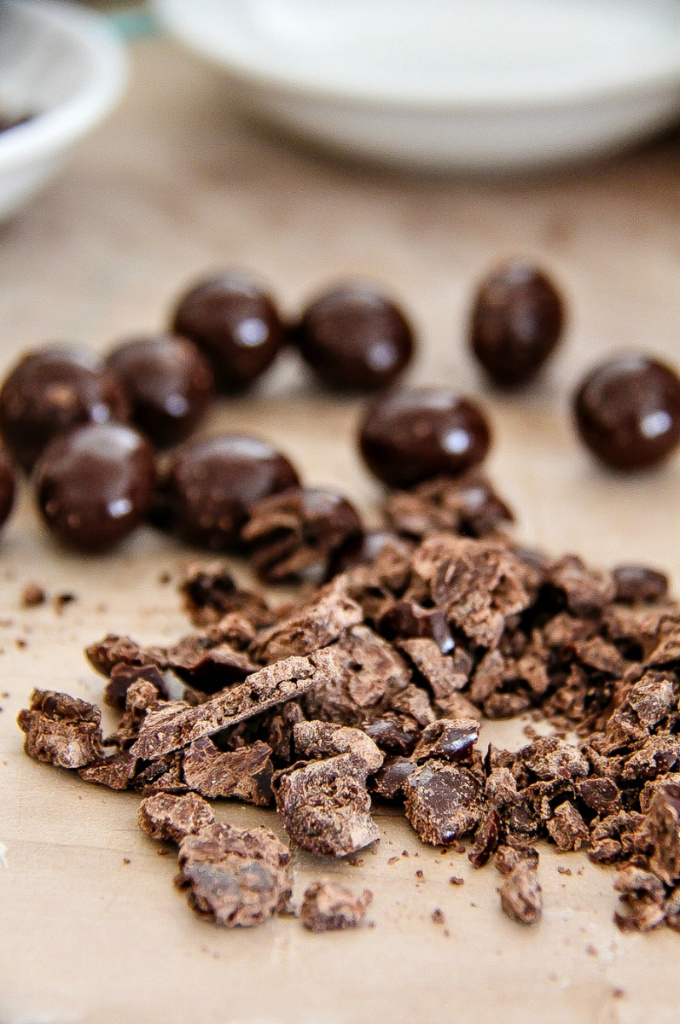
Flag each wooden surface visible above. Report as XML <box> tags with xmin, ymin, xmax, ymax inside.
<box><xmin>2</xmin><ymin>36</ymin><xmax>680</xmax><ymax>1024</ymax></box>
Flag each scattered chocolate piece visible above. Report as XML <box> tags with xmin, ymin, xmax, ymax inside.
<box><xmin>359</xmin><ymin>388</ymin><xmax>492</xmax><ymax>488</ymax></box>
<box><xmin>293</xmin><ymin>720</ymin><xmax>384</xmax><ymax>773</ymax></box>
<box><xmin>574</xmin><ymin>355</ymin><xmax>680</xmax><ymax>471</ymax></box>
<box><xmin>17</xmin><ymin>689</ymin><xmax>103</xmax><ymax>769</ymax></box>
<box><xmin>252</xmin><ymin>580</ymin><xmax>363</xmax><ymax>663</ymax></box>
<box><xmin>243</xmin><ymin>487</ymin><xmax>363</xmax><ymax>585</ymax></box>
<box><xmin>300</xmin><ymin>880</ymin><xmax>373</xmax><ymax>931</ymax></box>
<box><xmin>275</xmin><ymin>753</ymin><xmax>380</xmax><ymax>857</ymax></box>
<box><xmin>379</xmin><ymin>601</ymin><xmax>454</xmax><ymax>653</ymax></box>
<box><xmin>21</xmin><ymin>583</ymin><xmax>46</xmax><ymax>608</ymax></box>
<box><xmin>386</xmin><ymin>471</ymin><xmax>514</xmax><ymax>540</ymax></box>
<box><xmin>546</xmin><ymin>801</ymin><xmax>589</xmax><ymax>852</ymax></box>
<box><xmin>138</xmin><ymin>792</ymin><xmax>215</xmax><ymax>843</ymax></box>
<box><xmin>35</xmin><ymin>422</ymin><xmax>156</xmax><ymax>552</ymax></box>
<box><xmin>468</xmin><ymin>808</ymin><xmax>501</xmax><ymax>868</ymax></box>
<box><xmin>152</xmin><ymin>434</ymin><xmax>299</xmax><ymax>551</ymax></box>
<box><xmin>79</xmin><ymin>750</ymin><xmax>138</xmax><ymax>790</ymax></box>
<box><xmin>647</xmin><ymin>783</ymin><xmax>680</xmax><ymax>886</ymax></box>
<box><xmin>613</xmin><ymin>866</ymin><xmax>666</xmax><ymax>932</ymax></box>
<box><xmin>412</xmin><ymin>718</ymin><xmax>479</xmax><ymax>763</ymax></box>
<box><xmin>499</xmin><ymin>861</ymin><xmax>543</xmax><ymax>925</ymax></box>
<box><xmin>0</xmin><ymin>347</ymin><xmax>129</xmax><ymax>472</ymax></box>
<box><xmin>171</xmin><ymin>271</ymin><xmax>284</xmax><ymax>391</ymax></box>
<box><xmin>176</xmin><ymin>822</ymin><xmax>292</xmax><ymax>927</ymax></box>
<box><xmin>180</xmin><ymin>560</ymin><xmax>272</xmax><ymax>627</ymax></box>
<box><xmin>372</xmin><ymin>756</ymin><xmax>418</xmax><ymax>800</ymax></box>
<box><xmin>449</xmin><ymin>876</ymin><xmax>464</xmax><ymax>885</ymax></box>
<box><xmin>494</xmin><ymin>846</ymin><xmax>539</xmax><ymax>877</ymax></box>
<box><xmin>53</xmin><ymin>592</ymin><xmax>76</xmax><ymax>615</ymax></box>
<box><xmin>293</xmin><ymin>283</ymin><xmax>414</xmax><ymax>391</ymax></box>
<box><xmin>104</xmin><ymin>662</ymin><xmax>169</xmax><ymax>710</ymax></box>
<box><xmin>182</xmin><ymin>737</ymin><xmax>274</xmax><ymax>805</ymax></box>
<box><xmin>106</xmin><ymin>334</ymin><xmax>214</xmax><ymax>448</ymax></box>
<box><xmin>470</xmin><ymin>261</ymin><xmax>564</xmax><ymax>387</ymax></box>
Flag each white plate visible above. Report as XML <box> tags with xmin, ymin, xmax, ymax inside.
<box><xmin>155</xmin><ymin>0</ymin><xmax>680</xmax><ymax>171</ymax></box>
<box><xmin>0</xmin><ymin>0</ymin><xmax>127</xmax><ymax>220</ymax></box>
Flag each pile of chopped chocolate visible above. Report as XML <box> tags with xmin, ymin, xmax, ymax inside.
<box><xmin>17</xmin><ymin>469</ymin><xmax>680</xmax><ymax>934</ymax></box>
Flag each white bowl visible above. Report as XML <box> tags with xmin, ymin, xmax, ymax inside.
<box><xmin>0</xmin><ymin>0</ymin><xmax>127</xmax><ymax>220</ymax></box>
<box><xmin>155</xmin><ymin>0</ymin><xmax>680</xmax><ymax>172</ymax></box>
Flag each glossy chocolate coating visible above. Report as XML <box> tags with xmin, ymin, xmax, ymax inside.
<box><xmin>153</xmin><ymin>434</ymin><xmax>299</xmax><ymax>550</ymax></box>
<box><xmin>294</xmin><ymin>283</ymin><xmax>415</xmax><ymax>390</ymax></box>
<box><xmin>34</xmin><ymin>422</ymin><xmax>156</xmax><ymax>552</ymax></box>
<box><xmin>0</xmin><ymin>449</ymin><xmax>16</xmax><ymax>533</ymax></box>
<box><xmin>359</xmin><ymin>388</ymin><xmax>491</xmax><ymax>488</ymax></box>
<box><xmin>0</xmin><ymin>347</ymin><xmax>129</xmax><ymax>471</ymax></box>
<box><xmin>171</xmin><ymin>272</ymin><xmax>284</xmax><ymax>390</ymax></box>
<box><xmin>574</xmin><ymin>355</ymin><xmax>680</xmax><ymax>471</ymax></box>
<box><xmin>471</xmin><ymin>261</ymin><xmax>564</xmax><ymax>386</ymax></box>
<box><xmin>106</xmin><ymin>334</ymin><xmax>214</xmax><ymax>448</ymax></box>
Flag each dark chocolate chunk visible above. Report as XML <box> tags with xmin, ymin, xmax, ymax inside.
<box><xmin>34</xmin><ymin>422</ymin><xmax>156</xmax><ymax>552</ymax></box>
<box><xmin>152</xmin><ymin>433</ymin><xmax>299</xmax><ymax>551</ymax></box>
<box><xmin>293</xmin><ymin>283</ymin><xmax>414</xmax><ymax>391</ymax></box>
<box><xmin>252</xmin><ymin>579</ymin><xmax>363</xmax><ymax>663</ymax></box>
<box><xmin>182</xmin><ymin>737</ymin><xmax>274</xmax><ymax>805</ymax></box>
<box><xmin>470</xmin><ymin>261</ymin><xmax>564</xmax><ymax>387</ymax></box>
<box><xmin>647</xmin><ymin>782</ymin><xmax>680</xmax><ymax>886</ymax></box>
<box><xmin>403</xmin><ymin>761</ymin><xmax>483</xmax><ymax>845</ymax></box>
<box><xmin>104</xmin><ymin>663</ymin><xmax>169</xmax><ymax>710</ymax></box>
<box><xmin>0</xmin><ymin>449</ymin><xmax>16</xmax><ymax>533</ymax></box>
<box><xmin>79</xmin><ymin>750</ymin><xmax>138</xmax><ymax>790</ymax></box>
<box><xmin>300</xmin><ymin>881</ymin><xmax>373</xmax><ymax>931</ymax></box>
<box><xmin>546</xmin><ymin>801</ymin><xmax>589</xmax><ymax>852</ymax></box>
<box><xmin>274</xmin><ymin>753</ymin><xmax>380</xmax><ymax>857</ymax></box>
<box><xmin>412</xmin><ymin>719</ymin><xmax>479</xmax><ymax>763</ymax></box>
<box><xmin>359</xmin><ymin>388</ymin><xmax>491</xmax><ymax>488</ymax></box>
<box><xmin>576</xmin><ymin>777</ymin><xmax>621</xmax><ymax>815</ymax></box>
<box><xmin>138</xmin><ymin>792</ymin><xmax>215</xmax><ymax>843</ymax></box>
<box><xmin>468</xmin><ymin>808</ymin><xmax>501</xmax><ymax>868</ymax></box>
<box><xmin>378</xmin><ymin>600</ymin><xmax>454</xmax><ymax>653</ymax></box>
<box><xmin>171</xmin><ymin>271</ymin><xmax>284</xmax><ymax>390</ymax></box>
<box><xmin>17</xmin><ymin>689</ymin><xmax>103</xmax><ymax>769</ymax></box>
<box><xmin>371</xmin><ymin>755</ymin><xmax>418</xmax><ymax>800</ymax></box>
<box><xmin>499</xmin><ymin>861</ymin><xmax>542</xmax><ymax>925</ymax></box>
<box><xmin>363</xmin><ymin>716</ymin><xmax>420</xmax><ymax>757</ymax></box>
<box><xmin>0</xmin><ymin>347</ymin><xmax>128</xmax><ymax>471</ymax></box>
<box><xmin>613</xmin><ymin>565</ymin><xmax>669</xmax><ymax>604</ymax></box>
<box><xmin>176</xmin><ymin>822</ymin><xmax>292</xmax><ymax>927</ymax></box>
<box><xmin>243</xmin><ymin>487</ymin><xmax>363</xmax><ymax>585</ymax></box>
<box><xmin>293</xmin><ymin>720</ymin><xmax>384</xmax><ymax>773</ymax></box>
<box><xmin>548</xmin><ymin>555</ymin><xmax>615</xmax><ymax>616</ymax></box>
<box><xmin>106</xmin><ymin>334</ymin><xmax>214</xmax><ymax>448</ymax></box>
<box><xmin>180</xmin><ymin>560</ymin><xmax>273</xmax><ymax>627</ymax></box>
<box><xmin>574</xmin><ymin>354</ymin><xmax>680</xmax><ymax>471</ymax></box>
<box><xmin>386</xmin><ymin>470</ymin><xmax>513</xmax><ymax>540</ymax></box>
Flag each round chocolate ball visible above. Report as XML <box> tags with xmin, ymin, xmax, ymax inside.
<box><xmin>0</xmin><ymin>347</ymin><xmax>129</xmax><ymax>472</ymax></box>
<box><xmin>34</xmin><ymin>422</ymin><xmax>156</xmax><ymax>552</ymax></box>
<box><xmin>152</xmin><ymin>434</ymin><xmax>300</xmax><ymax>550</ymax></box>
<box><xmin>294</xmin><ymin>283</ymin><xmax>415</xmax><ymax>390</ymax></box>
<box><xmin>171</xmin><ymin>271</ymin><xmax>284</xmax><ymax>391</ymax></box>
<box><xmin>359</xmin><ymin>388</ymin><xmax>491</xmax><ymax>488</ymax></box>
<box><xmin>470</xmin><ymin>260</ymin><xmax>565</xmax><ymax>387</ymax></box>
<box><xmin>106</xmin><ymin>334</ymin><xmax>214</xmax><ymax>448</ymax></box>
<box><xmin>574</xmin><ymin>355</ymin><xmax>680</xmax><ymax>471</ymax></box>
<box><xmin>0</xmin><ymin>449</ymin><xmax>17</xmax><ymax>533</ymax></box>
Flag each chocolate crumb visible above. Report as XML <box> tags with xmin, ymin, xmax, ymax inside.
<box><xmin>21</xmin><ymin>584</ymin><xmax>46</xmax><ymax>608</ymax></box>
<box><xmin>449</xmin><ymin>876</ymin><xmax>464</xmax><ymax>885</ymax></box>
<box><xmin>300</xmin><ymin>881</ymin><xmax>372</xmax><ymax>932</ymax></box>
<box><xmin>54</xmin><ymin>592</ymin><xmax>77</xmax><ymax>614</ymax></box>
<box><xmin>431</xmin><ymin>908</ymin><xmax>445</xmax><ymax>924</ymax></box>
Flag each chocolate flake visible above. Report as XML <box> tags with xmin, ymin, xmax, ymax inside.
<box><xmin>176</xmin><ymin>822</ymin><xmax>291</xmax><ymax>927</ymax></box>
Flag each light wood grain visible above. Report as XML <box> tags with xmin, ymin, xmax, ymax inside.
<box><xmin>2</xmin><ymin>37</ymin><xmax>680</xmax><ymax>1024</ymax></box>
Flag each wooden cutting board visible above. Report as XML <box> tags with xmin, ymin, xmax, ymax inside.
<box><xmin>2</xmin><ymin>36</ymin><xmax>680</xmax><ymax>1024</ymax></box>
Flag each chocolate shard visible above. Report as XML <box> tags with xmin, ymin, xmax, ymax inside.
<box><xmin>85</xmin><ymin>633</ymin><xmax>165</xmax><ymax>677</ymax></box>
<box><xmin>293</xmin><ymin>720</ymin><xmax>384</xmax><ymax>773</ymax></box>
<box><xmin>371</xmin><ymin>756</ymin><xmax>418</xmax><ymax>800</ymax></box>
<box><xmin>576</xmin><ymin>777</ymin><xmax>621</xmax><ymax>815</ymax></box>
<box><xmin>548</xmin><ymin>555</ymin><xmax>615</xmax><ymax>616</ymax></box>
<box><xmin>403</xmin><ymin>760</ymin><xmax>483</xmax><ymax>845</ymax></box>
<box><xmin>300</xmin><ymin>881</ymin><xmax>373</xmax><ymax>932</ymax></box>
<box><xmin>647</xmin><ymin>782</ymin><xmax>680</xmax><ymax>886</ymax></box>
<box><xmin>252</xmin><ymin>579</ymin><xmax>363</xmax><ymax>663</ymax></box>
<box><xmin>138</xmin><ymin>792</ymin><xmax>215</xmax><ymax>843</ymax></box>
<box><xmin>104</xmin><ymin>662</ymin><xmax>169</xmax><ymax>710</ymax></box>
<box><xmin>180</xmin><ymin>560</ymin><xmax>273</xmax><ymax>628</ymax></box>
<box><xmin>107</xmin><ymin>679</ymin><xmax>164</xmax><ymax>750</ymax></box>
<box><xmin>176</xmin><ymin>822</ymin><xmax>292</xmax><ymax>927</ymax></box>
<box><xmin>79</xmin><ymin>750</ymin><xmax>138</xmax><ymax>790</ymax></box>
<box><xmin>468</xmin><ymin>808</ymin><xmax>501</xmax><ymax>868</ymax></box>
<box><xmin>493</xmin><ymin>845</ymin><xmax>539</xmax><ymax>877</ymax></box>
<box><xmin>613</xmin><ymin>866</ymin><xmax>666</xmax><ymax>933</ymax></box>
<box><xmin>499</xmin><ymin>861</ymin><xmax>542</xmax><ymax>925</ymax></box>
<box><xmin>130</xmin><ymin>654</ymin><xmax>321</xmax><ymax>761</ymax></box>
<box><xmin>182</xmin><ymin>737</ymin><xmax>273</xmax><ymax>806</ymax></box>
<box><xmin>17</xmin><ymin>689</ymin><xmax>103</xmax><ymax>769</ymax></box>
<box><xmin>132</xmin><ymin>751</ymin><xmax>188</xmax><ymax>795</ymax></box>
<box><xmin>275</xmin><ymin>753</ymin><xmax>380</xmax><ymax>857</ymax></box>
<box><xmin>520</xmin><ymin>736</ymin><xmax>590</xmax><ymax>781</ymax></box>
<box><xmin>385</xmin><ymin>470</ymin><xmax>514</xmax><ymax>540</ymax></box>
<box><xmin>378</xmin><ymin>600</ymin><xmax>454</xmax><ymax>652</ymax></box>
<box><xmin>412</xmin><ymin>718</ymin><xmax>479</xmax><ymax>763</ymax></box>
<box><xmin>397</xmin><ymin>637</ymin><xmax>469</xmax><ymax>699</ymax></box>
